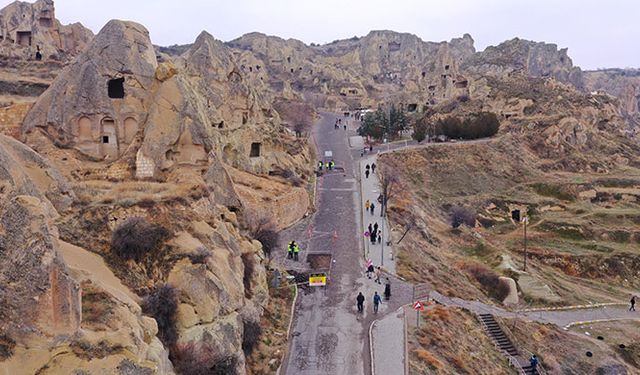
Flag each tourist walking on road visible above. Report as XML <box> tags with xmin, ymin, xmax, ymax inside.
<box><xmin>384</xmin><ymin>278</ymin><xmax>391</xmax><ymax>300</ymax></box>
<box><xmin>357</xmin><ymin>292</ymin><xmax>365</xmax><ymax>313</ymax></box>
<box><xmin>365</xmin><ymin>200</ymin><xmax>370</xmax><ymax>211</ymax></box>
<box><xmin>374</xmin><ymin>267</ymin><xmax>382</xmax><ymax>284</ymax></box>
<box><xmin>366</xmin><ymin>259</ymin><xmax>374</xmax><ymax>279</ymax></box>
<box><xmin>370</xmin><ymin>202</ymin><xmax>375</xmax><ymax>215</ymax></box>
<box><xmin>631</xmin><ymin>296</ymin><xmax>636</xmax><ymax>311</ymax></box>
<box><xmin>365</xmin><ymin>169</ymin><xmax>370</xmax><ymax>179</ymax></box>
<box><xmin>373</xmin><ymin>292</ymin><xmax>382</xmax><ymax>313</ymax></box>
<box><xmin>366</xmin><ymin>164</ymin><xmax>370</xmax><ymax>171</ymax></box>
<box><xmin>371</xmin><ymin>162</ymin><xmax>376</xmax><ymax>173</ymax></box>
<box><xmin>371</xmin><ymin>229</ymin><xmax>377</xmax><ymax>244</ymax></box>
<box><xmin>368</xmin><ymin>224</ymin><xmax>373</xmax><ymax>235</ymax></box>
<box><xmin>373</xmin><ymin>222</ymin><xmax>379</xmax><ymax>233</ymax></box>
<box><xmin>377</xmin><ymin>231</ymin><xmax>382</xmax><ymax>245</ymax></box>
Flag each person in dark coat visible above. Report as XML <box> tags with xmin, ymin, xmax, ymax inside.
<box><xmin>368</xmin><ymin>224</ymin><xmax>373</xmax><ymax>235</ymax></box>
<box><xmin>365</xmin><ymin>169</ymin><xmax>370</xmax><ymax>179</ymax></box>
<box><xmin>384</xmin><ymin>278</ymin><xmax>391</xmax><ymax>300</ymax></box>
<box><xmin>631</xmin><ymin>296</ymin><xmax>636</xmax><ymax>312</ymax></box>
<box><xmin>373</xmin><ymin>292</ymin><xmax>382</xmax><ymax>313</ymax></box>
<box><xmin>370</xmin><ymin>202</ymin><xmax>375</xmax><ymax>215</ymax></box>
<box><xmin>371</xmin><ymin>162</ymin><xmax>376</xmax><ymax>173</ymax></box>
<box><xmin>373</xmin><ymin>222</ymin><xmax>379</xmax><ymax>232</ymax></box>
<box><xmin>357</xmin><ymin>292</ymin><xmax>365</xmax><ymax>313</ymax></box>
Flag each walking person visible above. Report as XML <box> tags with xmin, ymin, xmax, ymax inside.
<box><xmin>631</xmin><ymin>296</ymin><xmax>636</xmax><ymax>312</ymax></box>
<box><xmin>373</xmin><ymin>292</ymin><xmax>382</xmax><ymax>313</ymax></box>
<box><xmin>365</xmin><ymin>200</ymin><xmax>370</xmax><ymax>211</ymax></box>
<box><xmin>371</xmin><ymin>229</ymin><xmax>377</xmax><ymax>244</ymax></box>
<box><xmin>374</xmin><ymin>267</ymin><xmax>382</xmax><ymax>284</ymax></box>
<box><xmin>368</xmin><ymin>223</ymin><xmax>373</xmax><ymax>236</ymax></box>
<box><xmin>365</xmin><ymin>169</ymin><xmax>370</xmax><ymax>179</ymax></box>
<box><xmin>366</xmin><ymin>259</ymin><xmax>374</xmax><ymax>279</ymax></box>
<box><xmin>370</xmin><ymin>202</ymin><xmax>375</xmax><ymax>215</ymax></box>
<box><xmin>357</xmin><ymin>292</ymin><xmax>365</xmax><ymax>313</ymax></box>
<box><xmin>318</xmin><ymin>161</ymin><xmax>323</xmax><ymax>172</ymax></box>
<box><xmin>366</xmin><ymin>164</ymin><xmax>370</xmax><ymax>171</ymax></box>
<box><xmin>371</xmin><ymin>162</ymin><xmax>376</xmax><ymax>173</ymax></box>
<box><xmin>529</xmin><ymin>355</ymin><xmax>539</xmax><ymax>373</ymax></box>
<box><xmin>373</xmin><ymin>222</ymin><xmax>379</xmax><ymax>233</ymax></box>
<box><xmin>384</xmin><ymin>277</ymin><xmax>391</xmax><ymax>300</ymax></box>
<box><xmin>343</xmin><ymin>124</ymin><xmax>347</xmax><ymax>130</ymax></box>
<box><xmin>377</xmin><ymin>231</ymin><xmax>382</xmax><ymax>246</ymax></box>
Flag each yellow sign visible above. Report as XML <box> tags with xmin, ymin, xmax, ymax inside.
<box><xmin>309</xmin><ymin>273</ymin><xmax>327</xmax><ymax>286</ymax></box>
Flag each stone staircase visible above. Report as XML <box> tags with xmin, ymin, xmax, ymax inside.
<box><xmin>478</xmin><ymin>313</ymin><xmax>542</xmax><ymax>375</ymax></box>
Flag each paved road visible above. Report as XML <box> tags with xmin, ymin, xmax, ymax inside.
<box><xmin>280</xmin><ymin>113</ymin><xmax>412</xmax><ymax>375</ymax></box>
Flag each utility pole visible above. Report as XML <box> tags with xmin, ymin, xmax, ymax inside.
<box><xmin>380</xmin><ymin>214</ymin><xmax>384</xmax><ymax>267</ymax></box>
<box><xmin>523</xmin><ymin>216</ymin><xmax>528</xmax><ymax>272</ymax></box>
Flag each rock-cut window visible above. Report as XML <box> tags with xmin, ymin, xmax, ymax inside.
<box><xmin>108</xmin><ymin>78</ymin><xmax>125</xmax><ymax>99</ymax></box>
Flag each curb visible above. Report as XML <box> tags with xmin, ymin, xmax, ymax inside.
<box><xmin>519</xmin><ymin>302</ymin><xmax>625</xmax><ymax>313</ymax></box>
<box><xmin>564</xmin><ymin>317</ymin><xmax>640</xmax><ymax>329</ymax></box>
<box><xmin>403</xmin><ymin>306</ymin><xmax>409</xmax><ymax>375</ymax></box>
<box><xmin>276</xmin><ymin>282</ymin><xmax>299</xmax><ymax>375</ymax></box>
<box><xmin>369</xmin><ymin>319</ymin><xmax>377</xmax><ymax>375</ymax></box>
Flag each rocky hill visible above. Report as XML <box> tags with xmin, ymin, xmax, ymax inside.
<box><xmin>2</xmin><ymin>17</ymin><xmax>313</xmax><ymax>374</ymax></box>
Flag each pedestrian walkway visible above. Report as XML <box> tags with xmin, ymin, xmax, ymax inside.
<box><xmin>429</xmin><ymin>291</ymin><xmax>639</xmax><ymax>328</ymax></box>
<box><xmin>359</xmin><ymin>155</ymin><xmax>396</xmax><ymax>274</ymax></box>
<box><xmin>371</xmin><ymin>308</ymin><xmax>405</xmax><ymax>375</ymax></box>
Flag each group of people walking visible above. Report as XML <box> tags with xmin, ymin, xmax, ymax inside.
<box><xmin>334</xmin><ymin>118</ymin><xmax>347</xmax><ymax>130</ymax></box>
<box><xmin>356</xmin><ymin>268</ymin><xmax>392</xmax><ymax>314</ymax></box>
<box><xmin>367</xmin><ymin>222</ymin><xmax>382</xmax><ymax>244</ymax></box>
<box><xmin>364</xmin><ymin>162</ymin><xmax>376</xmax><ymax>179</ymax></box>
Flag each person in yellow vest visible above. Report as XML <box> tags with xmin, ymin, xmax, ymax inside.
<box><xmin>365</xmin><ymin>200</ymin><xmax>370</xmax><ymax>211</ymax></box>
<box><xmin>329</xmin><ymin>160</ymin><xmax>335</xmax><ymax>170</ymax></box>
<box><xmin>324</xmin><ymin>161</ymin><xmax>330</xmax><ymax>170</ymax></box>
<box><xmin>288</xmin><ymin>241</ymin><xmax>297</xmax><ymax>259</ymax></box>
<box><xmin>291</xmin><ymin>241</ymin><xmax>300</xmax><ymax>261</ymax></box>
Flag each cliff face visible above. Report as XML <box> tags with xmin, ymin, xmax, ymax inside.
<box><xmin>0</xmin><ymin>0</ymin><xmax>93</xmax><ymax>60</ymax></box>
<box><xmin>10</xmin><ymin>19</ymin><xmax>311</xmax><ymax>375</ymax></box>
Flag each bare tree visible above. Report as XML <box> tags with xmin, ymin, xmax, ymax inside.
<box><xmin>273</xmin><ymin>99</ymin><xmax>315</xmax><ymax>137</ymax></box>
<box><xmin>379</xmin><ymin>166</ymin><xmax>399</xmax><ymax>217</ymax></box>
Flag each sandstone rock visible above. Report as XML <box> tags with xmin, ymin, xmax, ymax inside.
<box><xmin>0</xmin><ymin>0</ymin><xmax>93</xmax><ymax>60</ymax></box>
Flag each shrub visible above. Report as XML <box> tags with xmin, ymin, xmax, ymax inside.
<box><xmin>242</xmin><ymin>211</ymin><xmax>279</xmax><ymax>259</ymax></box>
<box><xmin>242</xmin><ymin>319</ymin><xmax>262</xmax><ymax>356</ymax></box>
<box><xmin>449</xmin><ymin>206</ymin><xmax>476</xmax><ymax>229</ymax></box>
<box><xmin>531</xmin><ymin>182</ymin><xmax>575</xmax><ymax>201</ymax></box>
<box><xmin>0</xmin><ymin>335</ymin><xmax>15</xmax><ymax>360</ymax></box>
<box><xmin>435</xmin><ymin>112</ymin><xmax>500</xmax><ymax>140</ymax></box>
<box><xmin>171</xmin><ymin>341</ymin><xmax>238</xmax><ymax>375</ymax></box>
<box><xmin>255</xmin><ymin>229</ymin><xmax>278</xmax><ymax>259</ymax></box>
<box><xmin>111</xmin><ymin>217</ymin><xmax>169</xmax><ymax>261</ymax></box>
<box><xmin>188</xmin><ymin>247</ymin><xmax>210</xmax><ymax>265</ymax></box>
<box><xmin>412</xmin><ymin>120</ymin><xmax>427</xmax><ymax>143</ymax></box>
<box><xmin>242</xmin><ymin>253</ymin><xmax>255</xmax><ymax>298</ymax></box>
<box><xmin>142</xmin><ymin>284</ymin><xmax>178</xmax><ymax>347</ymax></box>
<box><xmin>463</xmin><ymin>263</ymin><xmax>510</xmax><ymax>301</ymax></box>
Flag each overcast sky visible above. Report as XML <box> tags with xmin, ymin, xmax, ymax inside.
<box><xmin>13</xmin><ymin>0</ymin><xmax>640</xmax><ymax>70</ymax></box>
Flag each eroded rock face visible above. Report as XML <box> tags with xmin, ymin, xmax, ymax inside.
<box><xmin>0</xmin><ymin>135</ymin><xmax>174</xmax><ymax>374</ymax></box>
<box><xmin>0</xmin><ymin>0</ymin><xmax>93</xmax><ymax>59</ymax></box>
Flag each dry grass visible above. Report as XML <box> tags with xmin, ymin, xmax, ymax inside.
<box><xmin>408</xmin><ymin>307</ymin><xmax>510</xmax><ymax>375</ymax></box>
<box><xmin>245</xmin><ymin>270</ymin><xmax>296</xmax><ymax>375</ymax></box>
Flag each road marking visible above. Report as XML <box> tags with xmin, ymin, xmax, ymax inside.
<box><xmin>318</xmin><ymin>188</ymin><xmax>355</xmax><ymax>191</ymax></box>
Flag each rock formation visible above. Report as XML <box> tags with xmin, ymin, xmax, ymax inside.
<box><xmin>0</xmin><ymin>0</ymin><xmax>93</xmax><ymax>60</ymax></box>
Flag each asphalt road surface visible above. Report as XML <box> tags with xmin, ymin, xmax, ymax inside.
<box><xmin>280</xmin><ymin>113</ymin><xmax>412</xmax><ymax>375</ymax></box>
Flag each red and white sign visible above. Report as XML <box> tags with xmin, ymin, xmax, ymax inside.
<box><xmin>413</xmin><ymin>301</ymin><xmax>424</xmax><ymax>311</ymax></box>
